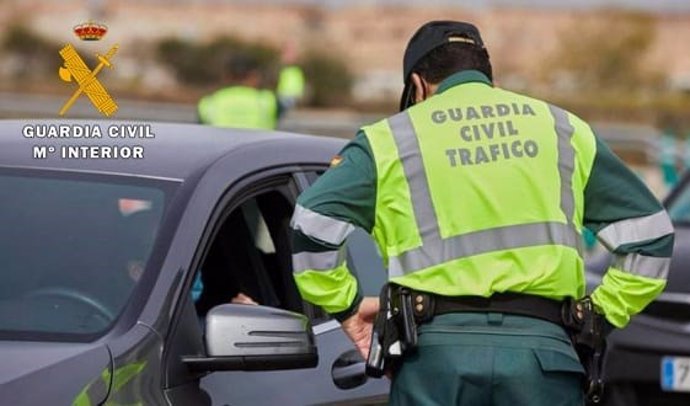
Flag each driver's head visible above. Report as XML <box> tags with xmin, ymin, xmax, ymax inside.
<box><xmin>118</xmin><ymin>204</ymin><xmax>160</xmax><ymax>282</ymax></box>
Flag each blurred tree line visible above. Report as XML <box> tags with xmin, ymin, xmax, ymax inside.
<box><xmin>2</xmin><ymin>24</ymin><xmax>60</xmax><ymax>79</ymax></box>
<box><xmin>546</xmin><ymin>10</ymin><xmax>663</xmax><ymax>93</ymax></box>
<box><xmin>542</xmin><ymin>10</ymin><xmax>690</xmax><ymax>134</ymax></box>
<box><xmin>156</xmin><ymin>36</ymin><xmax>278</xmax><ymax>86</ymax></box>
<box><xmin>1</xmin><ymin>15</ymin><xmax>688</xmax><ymax>128</ymax></box>
<box><xmin>0</xmin><ymin>23</ymin><xmax>353</xmax><ymax>107</ymax></box>
<box><xmin>2</xmin><ymin>23</ymin><xmax>121</xmax><ymax>89</ymax></box>
<box><xmin>156</xmin><ymin>35</ymin><xmax>353</xmax><ymax>107</ymax></box>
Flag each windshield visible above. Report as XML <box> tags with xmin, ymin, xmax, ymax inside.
<box><xmin>0</xmin><ymin>170</ymin><xmax>172</xmax><ymax>340</ymax></box>
<box><xmin>668</xmin><ymin>176</ymin><xmax>690</xmax><ymax>224</ymax></box>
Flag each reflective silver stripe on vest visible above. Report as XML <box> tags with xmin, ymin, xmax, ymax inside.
<box><xmin>291</xmin><ymin>204</ymin><xmax>355</xmax><ymax>246</ymax></box>
<box><xmin>549</xmin><ymin>105</ymin><xmax>576</xmax><ymax>223</ymax></box>
<box><xmin>386</xmin><ymin>109</ymin><xmax>581</xmax><ymax>277</ymax></box>
<box><xmin>388</xmin><ymin>112</ymin><xmax>441</xmax><ymax>241</ymax></box>
<box><xmin>613</xmin><ymin>253</ymin><xmax>671</xmax><ymax>279</ymax></box>
<box><xmin>292</xmin><ymin>249</ymin><xmax>347</xmax><ymax>274</ymax></box>
<box><xmin>597</xmin><ymin>210</ymin><xmax>673</xmax><ymax>251</ymax></box>
<box><xmin>597</xmin><ymin>210</ymin><xmax>674</xmax><ymax>251</ymax></box>
<box><xmin>388</xmin><ymin>221</ymin><xmax>579</xmax><ymax>277</ymax></box>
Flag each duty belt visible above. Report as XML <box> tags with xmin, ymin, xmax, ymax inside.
<box><xmin>409</xmin><ymin>290</ymin><xmax>566</xmax><ymax>327</ymax></box>
<box><xmin>367</xmin><ymin>284</ymin><xmax>608</xmax><ymax>403</ymax></box>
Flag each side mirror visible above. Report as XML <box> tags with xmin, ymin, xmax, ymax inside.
<box><xmin>183</xmin><ymin>304</ymin><xmax>318</xmax><ymax>372</ymax></box>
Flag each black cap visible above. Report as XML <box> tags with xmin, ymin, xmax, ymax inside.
<box><xmin>400</xmin><ymin>21</ymin><xmax>485</xmax><ymax>111</ymax></box>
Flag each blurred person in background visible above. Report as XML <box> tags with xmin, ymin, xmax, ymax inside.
<box><xmin>198</xmin><ymin>55</ymin><xmax>281</xmax><ymax>130</ymax></box>
<box><xmin>276</xmin><ymin>41</ymin><xmax>306</xmax><ymax>112</ymax></box>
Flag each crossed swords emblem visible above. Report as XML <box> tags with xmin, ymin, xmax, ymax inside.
<box><xmin>58</xmin><ymin>43</ymin><xmax>119</xmax><ymax>117</ymax></box>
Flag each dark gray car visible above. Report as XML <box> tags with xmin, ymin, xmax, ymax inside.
<box><xmin>588</xmin><ymin>171</ymin><xmax>690</xmax><ymax>406</ymax></box>
<box><xmin>0</xmin><ymin>120</ymin><xmax>390</xmax><ymax>406</ymax></box>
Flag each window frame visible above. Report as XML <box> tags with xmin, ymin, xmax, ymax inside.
<box><xmin>162</xmin><ymin>165</ymin><xmax>307</xmax><ymax>389</ymax></box>
<box><xmin>191</xmin><ymin>174</ymin><xmax>300</xmax><ymax>309</ymax></box>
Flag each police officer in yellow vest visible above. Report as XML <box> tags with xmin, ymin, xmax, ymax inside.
<box><xmin>290</xmin><ymin>21</ymin><xmax>674</xmax><ymax>405</ymax></box>
<box><xmin>198</xmin><ymin>56</ymin><xmax>279</xmax><ymax>130</ymax></box>
<box><xmin>277</xmin><ymin>40</ymin><xmax>306</xmax><ymax>110</ymax></box>
<box><xmin>277</xmin><ymin>65</ymin><xmax>305</xmax><ymax>109</ymax></box>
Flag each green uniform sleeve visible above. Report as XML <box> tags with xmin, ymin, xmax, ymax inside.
<box><xmin>290</xmin><ymin>132</ymin><xmax>377</xmax><ymax>321</ymax></box>
<box><xmin>584</xmin><ymin>136</ymin><xmax>675</xmax><ymax>327</ymax></box>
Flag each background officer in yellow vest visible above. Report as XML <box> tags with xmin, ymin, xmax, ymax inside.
<box><xmin>277</xmin><ymin>41</ymin><xmax>306</xmax><ymax>110</ymax></box>
<box><xmin>290</xmin><ymin>21</ymin><xmax>674</xmax><ymax>405</ymax></box>
<box><xmin>198</xmin><ymin>55</ymin><xmax>280</xmax><ymax>130</ymax></box>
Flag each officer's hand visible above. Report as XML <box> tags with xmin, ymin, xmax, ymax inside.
<box><xmin>341</xmin><ymin>297</ymin><xmax>379</xmax><ymax>359</ymax></box>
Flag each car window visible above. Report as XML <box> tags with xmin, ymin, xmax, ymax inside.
<box><xmin>668</xmin><ymin>178</ymin><xmax>690</xmax><ymax>224</ymax></box>
<box><xmin>0</xmin><ymin>171</ymin><xmax>170</xmax><ymax>340</ymax></box>
<box><xmin>194</xmin><ymin>188</ymin><xmax>303</xmax><ymax>319</ymax></box>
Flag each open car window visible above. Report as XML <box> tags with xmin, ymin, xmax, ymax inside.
<box><xmin>194</xmin><ymin>188</ymin><xmax>303</xmax><ymax>319</ymax></box>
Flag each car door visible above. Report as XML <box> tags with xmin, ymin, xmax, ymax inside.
<box><xmin>163</xmin><ymin>168</ymin><xmax>388</xmax><ymax>406</ymax></box>
<box><xmin>290</xmin><ymin>170</ymin><xmax>391</xmax><ymax>403</ymax></box>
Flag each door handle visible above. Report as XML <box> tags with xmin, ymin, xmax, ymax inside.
<box><xmin>332</xmin><ymin>349</ymin><xmax>368</xmax><ymax>389</ymax></box>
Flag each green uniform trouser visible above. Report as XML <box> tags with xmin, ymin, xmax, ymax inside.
<box><xmin>389</xmin><ymin>313</ymin><xmax>585</xmax><ymax>406</ymax></box>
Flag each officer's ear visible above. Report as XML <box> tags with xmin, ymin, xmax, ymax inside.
<box><xmin>411</xmin><ymin>73</ymin><xmax>427</xmax><ymax>104</ymax></box>
<box><xmin>411</xmin><ymin>73</ymin><xmax>438</xmax><ymax>104</ymax></box>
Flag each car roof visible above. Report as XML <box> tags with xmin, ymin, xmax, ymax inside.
<box><xmin>0</xmin><ymin>120</ymin><xmax>346</xmax><ymax>181</ymax></box>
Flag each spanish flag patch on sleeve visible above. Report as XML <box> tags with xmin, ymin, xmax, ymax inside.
<box><xmin>330</xmin><ymin>155</ymin><xmax>343</xmax><ymax>167</ymax></box>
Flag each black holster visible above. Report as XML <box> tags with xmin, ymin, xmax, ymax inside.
<box><xmin>562</xmin><ymin>297</ymin><xmax>610</xmax><ymax>404</ymax></box>
<box><xmin>365</xmin><ymin>283</ymin><xmax>419</xmax><ymax>378</ymax></box>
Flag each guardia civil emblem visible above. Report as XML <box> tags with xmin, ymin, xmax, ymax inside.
<box><xmin>58</xmin><ymin>21</ymin><xmax>119</xmax><ymax>117</ymax></box>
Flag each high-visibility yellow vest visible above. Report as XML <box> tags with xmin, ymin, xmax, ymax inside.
<box><xmin>277</xmin><ymin>65</ymin><xmax>305</xmax><ymax>100</ymax></box>
<box><xmin>362</xmin><ymin>82</ymin><xmax>597</xmax><ymax>300</ymax></box>
<box><xmin>198</xmin><ymin>86</ymin><xmax>277</xmax><ymax>130</ymax></box>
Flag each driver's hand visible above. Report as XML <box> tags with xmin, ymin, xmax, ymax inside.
<box><xmin>231</xmin><ymin>292</ymin><xmax>258</xmax><ymax>305</ymax></box>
